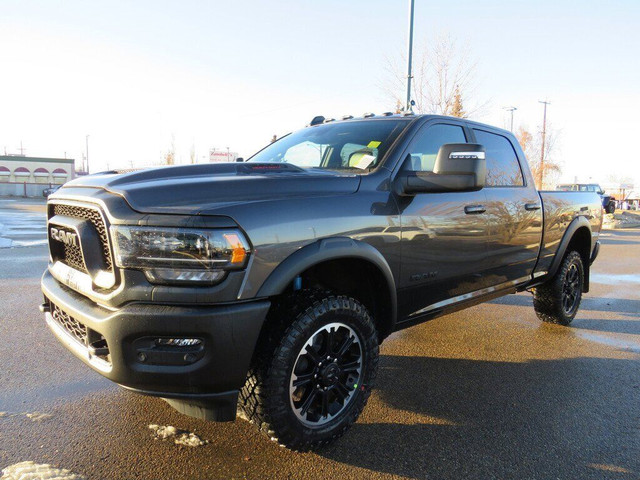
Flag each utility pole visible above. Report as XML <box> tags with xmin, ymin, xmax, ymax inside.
<box><xmin>538</xmin><ymin>101</ymin><xmax>550</xmax><ymax>188</ymax></box>
<box><xmin>405</xmin><ymin>0</ymin><xmax>415</xmax><ymax>112</ymax></box>
<box><xmin>503</xmin><ymin>106</ymin><xmax>517</xmax><ymax>132</ymax></box>
<box><xmin>85</xmin><ymin>135</ymin><xmax>90</xmax><ymax>173</ymax></box>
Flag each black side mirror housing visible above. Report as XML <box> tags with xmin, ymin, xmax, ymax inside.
<box><xmin>396</xmin><ymin>143</ymin><xmax>486</xmax><ymax>195</ymax></box>
<box><xmin>236</xmin><ymin>157</ymin><xmax>244</xmax><ymax>162</ymax></box>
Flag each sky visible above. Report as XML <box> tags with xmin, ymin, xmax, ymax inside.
<box><xmin>1</xmin><ymin>0</ymin><xmax>639</xmax><ymax>186</ymax></box>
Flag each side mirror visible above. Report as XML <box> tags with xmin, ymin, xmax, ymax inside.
<box><xmin>236</xmin><ymin>157</ymin><xmax>244</xmax><ymax>162</ymax></box>
<box><xmin>395</xmin><ymin>143</ymin><xmax>486</xmax><ymax>195</ymax></box>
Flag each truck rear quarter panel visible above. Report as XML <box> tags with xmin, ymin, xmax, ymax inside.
<box><xmin>535</xmin><ymin>191</ymin><xmax>602</xmax><ymax>275</ymax></box>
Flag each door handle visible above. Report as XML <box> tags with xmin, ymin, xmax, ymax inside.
<box><xmin>464</xmin><ymin>205</ymin><xmax>486</xmax><ymax>215</ymax></box>
<box><xmin>524</xmin><ymin>203</ymin><xmax>541</xmax><ymax>211</ymax></box>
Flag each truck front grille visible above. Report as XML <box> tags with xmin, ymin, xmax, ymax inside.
<box><xmin>50</xmin><ymin>203</ymin><xmax>113</xmax><ymax>273</ymax></box>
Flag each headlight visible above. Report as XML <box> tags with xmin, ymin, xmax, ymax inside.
<box><xmin>110</xmin><ymin>226</ymin><xmax>250</xmax><ymax>285</ymax></box>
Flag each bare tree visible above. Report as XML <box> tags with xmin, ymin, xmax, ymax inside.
<box><xmin>382</xmin><ymin>33</ymin><xmax>487</xmax><ymax>117</ymax></box>
<box><xmin>516</xmin><ymin>125</ymin><xmax>562</xmax><ymax>189</ymax></box>
<box><xmin>162</xmin><ymin>135</ymin><xmax>176</xmax><ymax>166</ymax></box>
<box><xmin>450</xmin><ymin>85</ymin><xmax>466</xmax><ymax>118</ymax></box>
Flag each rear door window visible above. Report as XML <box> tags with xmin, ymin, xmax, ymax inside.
<box><xmin>473</xmin><ymin>129</ymin><xmax>524</xmax><ymax>187</ymax></box>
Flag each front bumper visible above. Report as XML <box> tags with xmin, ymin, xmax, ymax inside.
<box><xmin>41</xmin><ymin>270</ymin><xmax>270</xmax><ymax>421</ymax></box>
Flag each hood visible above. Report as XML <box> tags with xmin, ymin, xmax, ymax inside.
<box><xmin>63</xmin><ymin>163</ymin><xmax>361</xmax><ymax>214</ymax></box>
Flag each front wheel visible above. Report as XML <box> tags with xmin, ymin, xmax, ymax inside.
<box><xmin>533</xmin><ymin>250</ymin><xmax>584</xmax><ymax>325</ymax></box>
<box><xmin>239</xmin><ymin>290</ymin><xmax>379</xmax><ymax>451</ymax></box>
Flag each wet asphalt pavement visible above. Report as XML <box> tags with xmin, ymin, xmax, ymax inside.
<box><xmin>0</xmin><ymin>199</ymin><xmax>638</xmax><ymax>479</ymax></box>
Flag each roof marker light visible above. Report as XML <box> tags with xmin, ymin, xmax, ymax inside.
<box><xmin>363</xmin><ymin>112</ymin><xmax>375</xmax><ymax>118</ymax></box>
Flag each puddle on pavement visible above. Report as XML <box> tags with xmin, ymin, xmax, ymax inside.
<box><xmin>148</xmin><ymin>424</ymin><xmax>209</xmax><ymax>447</ymax></box>
<box><xmin>1</xmin><ymin>461</ymin><xmax>86</xmax><ymax>480</ymax></box>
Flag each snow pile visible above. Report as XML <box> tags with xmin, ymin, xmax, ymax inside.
<box><xmin>1</xmin><ymin>461</ymin><xmax>85</xmax><ymax>480</ymax></box>
<box><xmin>148</xmin><ymin>424</ymin><xmax>208</xmax><ymax>447</ymax></box>
<box><xmin>602</xmin><ymin>211</ymin><xmax>640</xmax><ymax>229</ymax></box>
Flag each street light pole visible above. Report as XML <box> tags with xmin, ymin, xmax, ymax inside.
<box><xmin>504</xmin><ymin>106</ymin><xmax>517</xmax><ymax>132</ymax></box>
<box><xmin>85</xmin><ymin>135</ymin><xmax>90</xmax><ymax>174</ymax></box>
<box><xmin>405</xmin><ymin>0</ymin><xmax>415</xmax><ymax>112</ymax></box>
<box><xmin>538</xmin><ymin>100</ymin><xmax>550</xmax><ymax>188</ymax></box>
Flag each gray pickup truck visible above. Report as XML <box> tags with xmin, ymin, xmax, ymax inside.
<box><xmin>41</xmin><ymin>114</ymin><xmax>602</xmax><ymax>450</ymax></box>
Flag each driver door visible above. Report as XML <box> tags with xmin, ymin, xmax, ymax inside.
<box><xmin>396</xmin><ymin>121</ymin><xmax>489</xmax><ymax>320</ymax></box>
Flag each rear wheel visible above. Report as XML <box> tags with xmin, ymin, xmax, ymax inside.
<box><xmin>239</xmin><ymin>290</ymin><xmax>378</xmax><ymax>451</ymax></box>
<box><xmin>533</xmin><ymin>250</ymin><xmax>584</xmax><ymax>326</ymax></box>
<box><xmin>606</xmin><ymin>203</ymin><xmax>616</xmax><ymax>214</ymax></box>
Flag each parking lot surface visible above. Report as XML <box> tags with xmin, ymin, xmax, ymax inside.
<box><xmin>0</xmin><ymin>199</ymin><xmax>638</xmax><ymax>479</ymax></box>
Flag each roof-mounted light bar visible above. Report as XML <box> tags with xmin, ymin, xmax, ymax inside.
<box><xmin>309</xmin><ymin>115</ymin><xmax>325</xmax><ymax>126</ymax></box>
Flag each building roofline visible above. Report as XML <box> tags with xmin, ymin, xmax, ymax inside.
<box><xmin>0</xmin><ymin>155</ymin><xmax>75</xmax><ymax>164</ymax></box>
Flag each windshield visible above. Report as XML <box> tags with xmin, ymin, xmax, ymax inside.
<box><xmin>248</xmin><ymin>120</ymin><xmax>408</xmax><ymax>172</ymax></box>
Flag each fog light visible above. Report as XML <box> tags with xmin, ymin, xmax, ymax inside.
<box><xmin>145</xmin><ymin>268</ymin><xmax>225</xmax><ymax>285</ymax></box>
<box><xmin>155</xmin><ymin>338</ymin><xmax>202</xmax><ymax>347</ymax></box>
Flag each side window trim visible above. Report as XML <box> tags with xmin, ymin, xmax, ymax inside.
<box><xmin>470</xmin><ymin>127</ymin><xmax>527</xmax><ymax>189</ymax></box>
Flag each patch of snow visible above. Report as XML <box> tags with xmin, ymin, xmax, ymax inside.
<box><xmin>0</xmin><ymin>411</ymin><xmax>53</xmax><ymax>421</ymax></box>
<box><xmin>1</xmin><ymin>461</ymin><xmax>86</xmax><ymax>480</ymax></box>
<box><xmin>148</xmin><ymin>424</ymin><xmax>208</xmax><ymax>447</ymax></box>
<box><xmin>12</xmin><ymin>239</ymin><xmax>48</xmax><ymax>247</ymax></box>
<box><xmin>591</xmin><ymin>273</ymin><xmax>640</xmax><ymax>285</ymax></box>
<box><xmin>575</xmin><ymin>331</ymin><xmax>640</xmax><ymax>354</ymax></box>
<box><xmin>25</xmin><ymin>412</ymin><xmax>53</xmax><ymax>422</ymax></box>
<box><xmin>174</xmin><ymin>432</ymin><xmax>209</xmax><ymax>447</ymax></box>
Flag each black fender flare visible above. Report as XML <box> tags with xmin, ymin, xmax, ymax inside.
<box><xmin>547</xmin><ymin>216</ymin><xmax>593</xmax><ymax>291</ymax></box>
<box><xmin>256</xmin><ymin>237</ymin><xmax>398</xmax><ymax>331</ymax></box>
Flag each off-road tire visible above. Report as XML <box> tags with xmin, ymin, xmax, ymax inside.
<box><xmin>533</xmin><ymin>250</ymin><xmax>584</xmax><ymax>326</ymax></box>
<box><xmin>605</xmin><ymin>203</ymin><xmax>616</xmax><ymax>214</ymax></box>
<box><xmin>238</xmin><ymin>289</ymin><xmax>379</xmax><ymax>451</ymax></box>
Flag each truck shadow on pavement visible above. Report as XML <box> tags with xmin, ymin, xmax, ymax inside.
<box><xmin>320</xmin><ymin>354</ymin><xmax>639</xmax><ymax>479</ymax></box>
